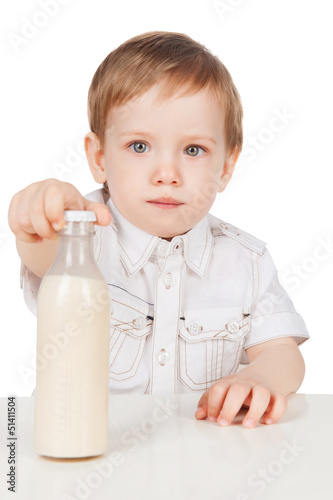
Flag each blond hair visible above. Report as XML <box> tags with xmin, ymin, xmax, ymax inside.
<box><xmin>87</xmin><ymin>31</ymin><xmax>243</xmax><ymax>154</ymax></box>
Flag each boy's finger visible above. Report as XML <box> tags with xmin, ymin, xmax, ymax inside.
<box><xmin>241</xmin><ymin>386</ymin><xmax>271</xmax><ymax>428</ymax></box>
<box><xmin>194</xmin><ymin>407</ymin><xmax>208</xmax><ymax>419</ymax></box>
<box><xmin>83</xmin><ymin>200</ymin><xmax>112</xmax><ymax>226</ymax></box>
<box><xmin>206</xmin><ymin>383</ymin><xmax>229</xmax><ymax>422</ymax></box>
<box><xmin>195</xmin><ymin>391</ymin><xmax>209</xmax><ymax>419</ymax></box>
<box><xmin>44</xmin><ymin>183</ymin><xmax>84</xmax><ymax>230</ymax></box>
<box><xmin>197</xmin><ymin>391</ymin><xmax>209</xmax><ymax>409</ymax></box>
<box><xmin>216</xmin><ymin>383</ymin><xmax>251</xmax><ymax>426</ymax></box>
<box><xmin>13</xmin><ymin>229</ymin><xmax>43</xmax><ymax>244</ymax></box>
<box><xmin>30</xmin><ymin>212</ymin><xmax>57</xmax><ymax>240</ymax></box>
<box><xmin>8</xmin><ymin>193</ymin><xmax>33</xmax><ymax>235</ymax></box>
<box><xmin>8</xmin><ymin>202</ymin><xmax>40</xmax><ymax>242</ymax></box>
<box><xmin>262</xmin><ymin>394</ymin><xmax>287</xmax><ymax>425</ymax></box>
<box><xmin>30</xmin><ymin>198</ymin><xmax>58</xmax><ymax>240</ymax></box>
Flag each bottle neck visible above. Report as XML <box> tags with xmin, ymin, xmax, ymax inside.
<box><xmin>57</xmin><ymin>233</ymin><xmax>95</xmax><ymax>268</ymax></box>
<box><xmin>48</xmin><ymin>221</ymin><xmax>99</xmax><ymax>277</ymax></box>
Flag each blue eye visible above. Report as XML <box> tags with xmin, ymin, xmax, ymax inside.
<box><xmin>129</xmin><ymin>142</ymin><xmax>150</xmax><ymax>153</ymax></box>
<box><xmin>185</xmin><ymin>145</ymin><xmax>205</xmax><ymax>157</ymax></box>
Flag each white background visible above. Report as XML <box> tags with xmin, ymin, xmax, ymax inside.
<box><xmin>0</xmin><ymin>0</ymin><xmax>332</xmax><ymax>396</ymax></box>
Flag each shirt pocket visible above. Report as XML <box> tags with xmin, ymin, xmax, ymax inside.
<box><xmin>178</xmin><ymin>307</ymin><xmax>250</xmax><ymax>391</ymax></box>
<box><xmin>109</xmin><ymin>296</ymin><xmax>153</xmax><ymax>382</ymax></box>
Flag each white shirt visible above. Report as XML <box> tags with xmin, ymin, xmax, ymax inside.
<box><xmin>21</xmin><ymin>188</ymin><xmax>310</xmax><ymax>395</ymax></box>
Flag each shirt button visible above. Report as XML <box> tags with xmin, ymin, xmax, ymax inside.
<box><xmin>163</xmin><ymin>272</ymin><xmax>175</xmax><ymax>289</ymax></box>
<box><xmin>171</xmin><ymin>240</ymin><xmax>182</xmax><ymax>254</ymax></box>
<box><xmin>187</xmin><ymin>321</ymin><xmax>202</xmax><ymax>335</ymax></box>
<box><xmin>224</xmin><ymin>224</ymin><xmax>240</xmax><ymax>237</ymax></box>
<box><xmin>157</xmin><ymin>243</ymin><xmax>168</xmax><ymax>256</ymax></box>
<box><xmin>134</xmin><ymin>316</ymin><xmax>147</xmax><ymax>329</ymax></box>
<box><xmin>227</xmin><ymin>321</ymin><xmax>240</xmax><ymax>333</ymax></box>
<box><xmin>158</xmin><ymin>349</ymin><xmax>170</xmax><ymax>366</ymax></box>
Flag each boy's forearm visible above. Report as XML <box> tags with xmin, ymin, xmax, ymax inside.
<box><xmin>16</xmin><ymin>238</ymin><xmax>58</xmax><ymax>278</ymax></box>
<box><xmin>240</xmin><ymin>343</ymin><xmax>306</xmax><ymax>397</ymax></box>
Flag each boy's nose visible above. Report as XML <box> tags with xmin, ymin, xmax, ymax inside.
<box><xmin>151</xmin><ymin>159</ymin><xmax>182</xmax><ymax>186</ymax></box>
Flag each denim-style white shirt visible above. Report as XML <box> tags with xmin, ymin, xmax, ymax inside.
<box><xmin>21</xmin><ymin>188</ymin><xmax>310</xmax><ymax>395</ymax></box>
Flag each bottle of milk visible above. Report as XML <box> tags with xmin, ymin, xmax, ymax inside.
<box><xmin>34</xmin><ymin>210</ymin><xmax>110</xmax><ymax>458</ymax></box>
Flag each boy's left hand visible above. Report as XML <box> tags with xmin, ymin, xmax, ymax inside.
<box><xmin>195</xmin><ymin>373</ymin><xmax>287</xmax><ymax>428</ymax></box>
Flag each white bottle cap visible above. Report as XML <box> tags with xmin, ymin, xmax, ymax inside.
<box><xmin>64</xmin><ymin>210</ymin><xmax>97</xmax><ymax>222</ymax></box>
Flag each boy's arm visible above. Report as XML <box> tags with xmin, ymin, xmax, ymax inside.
<box><xmin>8</xmin><ymin>179</ymin><xmax>111</xmax><ymax>277</ymax></box>
<box><xmin>195</xmin><ymin>337</ymin><xmax>305</xmax><ymax>428</ymax></box>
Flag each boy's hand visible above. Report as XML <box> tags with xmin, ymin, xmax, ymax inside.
<box><xmin>194</xmin><ymin>373</ymin><xmax>287</xmax><ymax>428</ymax></box>
<box><xmin>8</xmin><ymin>179</ymin><xmax>111</xmax><ymax>243</ymax></box>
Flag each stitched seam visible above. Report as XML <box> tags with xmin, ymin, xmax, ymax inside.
<box><xmin>118</xmin><ymin>235</ymin><xmax>155</xmax><ymax>267</ymax></box>
<box><xmin>198</xmin><ymin>225</ymin><xmax>209</xmax><ymax>269</ymax></box>
<box><xmin>178</xmin><ymin>333</ymin><xmax>181</xmax><ymax>390</ymax></box>
<box><xmin>184</xmin><ymin>339</ymin><xmax>188</xmax><ymax>384</ymax></box>
<box><xmin>251</xmin><ymin>311</ymin><xmax>301</xmax><ymax>319</ymax></box>
<box><xmin>112</xmin><ymin>339</ymin><xmax>144</xmax><ymax>379</ymax></box>
<box><xmin>255</xmin><ymin>253</ymin><xmax>260</xmax><ymax>305</ymax></box>
<box><xmin>215</xmin><ymin>341</ymin><xmax>218</xmax><ymax>383</ymax></box>
<box><xmin>109</xmin><ymin>333</ymin><xmax>125</xmax><ymax>368</ymax></box>
<box><xmin>250</xmin><ymin>251</ymin><xmax>261</xmax><ymax>308</ymax></box>
<box><xmin>108</xmin><ymin>284</ymin><xmax>154</xmax><ymax>307</ymax></box>
<box><xmin>109</xmin><ymin>335</ymin><xmax>149</xmax><ymax>381</ymax></box>
<box><xmin>245</xmin><ymin>333</ymin><xmax>308</xmax><ymax>348</ymax></box>
<box><xmin>144</xmin><ymin>378</ymin><xmax>150</xmax><ymax>394</ymax></box>
<box><xmin>179</xmin><ymin>324</ymin><xmax>247</xmax><ymax>389</ymax></box>
<box><xmin>212</xmin><ymin>341</ymin><xmax>214</xmax><ymax>383</ymax></box>
<box><xmin>221</xmin><ymin>339</ymin><xmax>225</xmax><ymax>379</ymax></box>
<box><xmin>222</xmin><ymin>230</ymin><xmax>265</xmax><ymax>254</ymax></box>
<box><xmin>109</xmin><ymin>329</ymin><xmax>119</xmax><ymax>351</ymax></box>
<box><xmin>119</xmin><ymin>236</ymin><xmax>158</xmax><ymax>275</ymax></box>
<box><xmin>205</xmin><ymin>341</ymin><xmax>208</xmax><ymax>390</ymax></box>
<box><xmin>111</xmin><ymin>298</ymin><xmax>149</xmax><ymax>316</ymax></box>
<box><xmin>175</xmin><ymin>262</ymin><xmax>185</xmax><ymax>394</ymax></box>
<box><xmin>229</xmin><ymin>339</ymin><xmax>243</xmax><ymax>374</ymax></box>
<box><xmin>111</xmin><ymin>319</ymin><xmax>133</xmax><ymax>331</ymax></box>
<box><xmin>150</xmin><ymin>256</ymin><xmax>169</xmax><ymax>393</ymax></box>
<box><xmin>202</xmin><ymin>226</ymin><xmax>214</xmax><ymax>277</ymax></box>
<box><xmin>178</xmin><ymin>375</ymin><xmax>206</xmax><ymax>392</ymax></box>
<box><xmin>111</xmin><ymin>334</ymin><xmax>126</xmax><ymax>367</ymax></box>
<box><xmin>180</xmin><ymin>338</ymin><xmax>211</xmax><ymax>388</ymax></box>
<box><xmin>109</xmin><ymin>330</ymin><xmax>120</xmax><ymax>354</ymax></box>
<box><xmin>111</xmin><ymin>306</ymin><xmax>152</xmax><ymax>336</ymax></box>
<box><xmin>251</xmin><ymin>250</ymin><xmax>255</xmax><ymax>306</ymax></box>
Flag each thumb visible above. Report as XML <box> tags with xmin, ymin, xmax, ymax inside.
<box><xmin>83</xmin><ymin>199</ymin><xmax>112</xmax><ymax>226</ymax></box>
<box><xmin>195</xmin><ymin>390</ymin><xmax>209</xmax><ymax>420</ymax></box>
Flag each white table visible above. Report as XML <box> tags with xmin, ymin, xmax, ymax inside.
<box><xmin>0</xmin><ymin>394</ymin><xmax>332</xmax><ymax>499</ymax></box>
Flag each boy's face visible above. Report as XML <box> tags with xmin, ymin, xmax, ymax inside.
<box><xmin>86</xmin><ymin>82</ymin><xmax>238</xmax><ymax>240</ymax></box>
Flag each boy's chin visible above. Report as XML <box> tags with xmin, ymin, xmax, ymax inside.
<box><xmin>157</xmin><ymin>230</ymin><xmax>189</xmax><ymax>241</ymax></box>
<box><xmin>159</xmin><ymin>235</ymin><xmax>174</xmax><ymax>242</ymax></box>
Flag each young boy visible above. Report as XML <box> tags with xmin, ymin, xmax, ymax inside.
<box><xmin>8</xmin><ymin>31</ymin><xmax>309</xmax><ymax>428</ymax></box>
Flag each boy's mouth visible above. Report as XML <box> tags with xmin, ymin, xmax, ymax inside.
<box><xmin>147</xmin><ymin>197</ymin><xmax>184</xmax><ymax>209</ymax></box>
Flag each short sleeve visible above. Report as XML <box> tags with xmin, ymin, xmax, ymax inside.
<box><xmin>241</xmin><ymin>248</ymin><xmax>310</xmax><ymax>362</ymax></box>
<box><xmin>20</xmin><ymin>262</ymin><xmax>42</xmax><ymax>316</ymax></box>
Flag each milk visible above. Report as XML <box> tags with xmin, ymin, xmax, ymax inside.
<box><xmin>34</xmin><ymin>274</ymin><xmax>110</xmax><ymax>458</ymax></box>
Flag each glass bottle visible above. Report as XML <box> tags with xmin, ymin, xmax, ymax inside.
<box><xmin>34</xmin><ymin>210</ymin><xmax>110</xmax><ymax>458</ymax></box>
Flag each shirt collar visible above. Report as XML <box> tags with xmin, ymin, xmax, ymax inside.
<box><xmin>106</xmin><ymin>196</ymin><xmax>214</xmax><ymax>278</ymax></box>
<box><xmin>181</xmin><ymin>216</ymin><xmax>214</xmax><ymax>277</ymax></box>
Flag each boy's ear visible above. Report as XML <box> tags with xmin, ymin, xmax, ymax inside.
<box><xmin>218</xmin><ymin>146</ymin><xmax>240</xmax><ymax>193</ymax></box>
<box><xmin>84</xmin><ymin>132</ymin><xmax>107</xmax><ymax>183</ymax></box>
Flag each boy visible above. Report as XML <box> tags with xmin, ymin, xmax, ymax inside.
<box><xmin>8</xmin><ymin>31</ymin><xmax>309</xmax><ymax>428</ymax></box>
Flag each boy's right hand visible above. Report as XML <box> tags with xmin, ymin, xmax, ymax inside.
<box><xmin>8</xmin><ymin>179</ymin><xmax>112</xmax><ymax>243</ymax></box>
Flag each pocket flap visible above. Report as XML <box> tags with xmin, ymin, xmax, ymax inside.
<box><xmin>110</xmin><ymin>296</ymin><xmax>153</xmax><ymax>339</ymax></box>
<box><xmin>179</xmin><ymin>307</ymin><xmax>250</xmax><ymax>343</ymax></box>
